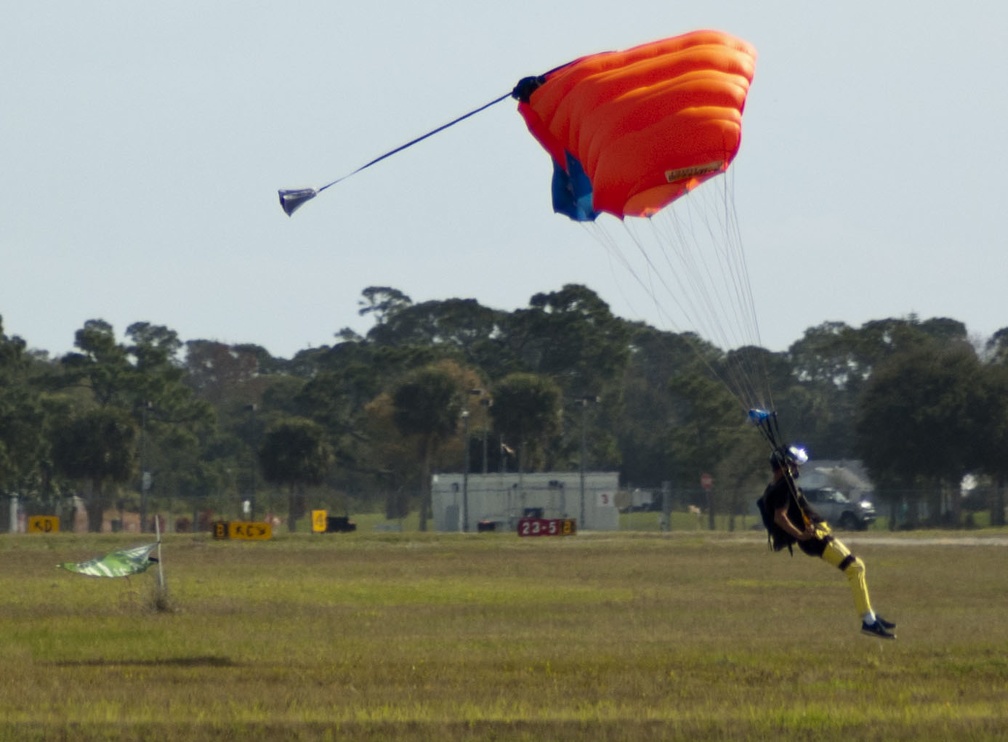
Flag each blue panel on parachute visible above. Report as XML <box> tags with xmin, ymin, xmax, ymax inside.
<box><xmin>551</xmin><ymin>153</ymin><xmax>598</xmax><ymax>222</ymax></box>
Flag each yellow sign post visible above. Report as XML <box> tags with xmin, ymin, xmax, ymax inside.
<box><xmin>227</xmin><ymin>521</ymin><xmax>272</xmax><ymax>541</ymax></box>
<box><xmin>27</xmin><ymin>516</ymin><xmax>60</xmax><ymax>534</ymax></box>
<box><xmin>311</xmin><ymin>510</ymin><xmax>328</xmax><ymax>533</ymax></box>
<box><xmin>212</xmin><ymin>521</ymin><xmax>273</xmax><ymax>541</ymax></box>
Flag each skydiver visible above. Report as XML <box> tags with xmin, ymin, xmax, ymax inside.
<box><xmin>761</xmin><ymin>446</ymin><xmax>897</xmax><ymax>639</ymax></box>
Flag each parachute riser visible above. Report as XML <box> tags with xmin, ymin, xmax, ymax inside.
<box><xmin>748</xmin><ymin>408</ymin><xmax>784</xmax><ymax>453</ymax></box>
<box><xmin>751</xmin><ymin>410</ymin><xmax>810</xmax><ymax>519</ymax></box>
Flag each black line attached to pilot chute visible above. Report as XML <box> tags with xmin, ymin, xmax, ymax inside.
<box><xmin>278</xmin><ymin>90</ymin><xmax>514</xmax><ymax>216</ymax></box>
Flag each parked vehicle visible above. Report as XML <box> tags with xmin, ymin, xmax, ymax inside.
<box><xmin>803</xmin><ymin>487</ymin><xmax>876</xmax><ymax>530</ymax></box>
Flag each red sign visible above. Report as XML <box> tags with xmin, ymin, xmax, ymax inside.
<box><xmin>517</xmin><ymin>518</ymin><xmax>576</xmax><ymax>537</ymax></box>
<box><xmin>700</xmin><ymin>472</ymin><xmax>714</xmax><ymax>491</ymax></box>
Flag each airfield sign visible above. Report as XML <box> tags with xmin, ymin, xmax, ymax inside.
<box><xmin>28</xmin><ymin>516</ymin><xmax>60</xmax><ymax>534</ymax></box>
<box><xmin>212</xmin><ymin>521</ymin><xmax>273</xmax><ymax>541</ymax></box>
<box><xmin>517</xmin><ymin>517</ymin><xmax>576</xmax><ymax>537</ymax></box>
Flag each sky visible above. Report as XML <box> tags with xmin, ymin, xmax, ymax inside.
<box><xmin>4</xmin><ymin>2</ymin><xmax>1007</xmax><ymax>360</ymax></box>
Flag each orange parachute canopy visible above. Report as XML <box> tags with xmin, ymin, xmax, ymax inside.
<box><xmin>513</xmin><ymin>30</ymin><xmax>756</xmax><ymax>220</ymax></box>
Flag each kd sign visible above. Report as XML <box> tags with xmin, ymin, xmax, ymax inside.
<box><xmin>28</xmin><ymin>516</ymin><xmax>60</xmax><ymax>534</ymax></box>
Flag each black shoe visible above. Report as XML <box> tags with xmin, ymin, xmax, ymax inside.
<box><xmin>875</xmin><ymin>615</ymin><xmax>896</xmax><ymax>630</ymax></box>
<box><xmin>861</xmin><ymin>620</ymin><xmax>896</xmax><ymax>640</ymax></box>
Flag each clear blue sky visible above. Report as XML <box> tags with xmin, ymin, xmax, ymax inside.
<box><xmin>4</xmin><ymin>2</ymin><xmax>1005</xmax><ymax>358</ymax></box>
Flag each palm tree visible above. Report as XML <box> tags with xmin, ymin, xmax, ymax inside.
<box><xmin>392</xmin><ymin>366</ymin><xmax>463</xmax><ymax>531</ymax></box>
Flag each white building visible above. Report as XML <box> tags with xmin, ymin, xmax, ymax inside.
<box><xmin>431</xmin><ymin>471</ymin><xmax>619</xmax><ymax>533</ymax></box>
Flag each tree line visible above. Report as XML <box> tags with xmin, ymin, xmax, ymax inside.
<box><xmin>1</xmin><ymin>284</ymin><xmax>1006</xmax><ymax>532</ymax></box>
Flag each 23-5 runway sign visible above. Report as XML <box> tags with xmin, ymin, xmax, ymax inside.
<box><xmin>517</xmin><ymin>517</ymin><xmax>576</xmax><ymax>537</ymax></box>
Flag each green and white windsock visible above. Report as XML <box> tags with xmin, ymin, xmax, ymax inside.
<box><xmin>60</xmin><ymin>543</ymin><xmax>159</xmax><ymax>578</ymax></box>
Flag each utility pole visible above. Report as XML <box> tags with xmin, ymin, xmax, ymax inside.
<box><xmin>578</xmin><ymin>396</ymin><xmax>599</xmax><ymax>529</ymax></box>
<box><xmin>461</xmin><ymin>410</ymin><xmax>470</xmax><ymax>532</ymax></box>
<box><xmin>139</xmin><ymin>401</ymin><xmax>152</xmax><ymax>533</ymax></box>
<box><xmin>246</xmin><ymin>404</ymin><xmax>257</xmax><ymax>522</ymax></box>
<box><xmin>480</xmin><ymin>396</ymin><xmax>492</xmax><ymax>475</ymax></box>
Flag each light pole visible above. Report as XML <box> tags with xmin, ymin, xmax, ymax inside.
<box><xmin>466</xmin><ymin>388</ymin><xmax>492</xmax><ymax>476</ymax></box>
<box><xmin>461</xmin><ymin>410</ymin><xmax>470</xmax><ymax>532</ymax></box>
<box><xmin>245</xmin><ymin>404</ymin><xmax>257</xmax><ymax>522</ymax></box>
<box><xmin>577</xmin><ymin>396</ymin><xmax>599</xmax><ymax>529</ymax></box>
<box><xmin>139</xmin><ymin>401</ymin><xmax>152</xmax><ymax>533</ymax></box>
<box><xmin>480</xmin><ymin>396</ymin><xmax>492</xmax><ymax>475</ymax></box>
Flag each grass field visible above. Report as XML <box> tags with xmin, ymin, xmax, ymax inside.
<box><xmin>1</xmin><ymin>526</ymin><xmax>1007</xmax><ymax>740</ymax></box>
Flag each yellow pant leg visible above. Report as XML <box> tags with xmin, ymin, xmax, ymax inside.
<box><xmin>819</xmin><ymin>536</ymin><xmax>873</xmax><ymax>617</ymax></box>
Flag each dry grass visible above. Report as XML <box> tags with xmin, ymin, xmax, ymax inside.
<box><xmin>1</xmin><ymin>529</ymin><xmax>1006</xmax><ymax>740</ymax></box>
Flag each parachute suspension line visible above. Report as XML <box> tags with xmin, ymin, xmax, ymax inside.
<box><xmin>660</xmin><ymin>190</ymin><xmax>745</xmax><ymax>348</ymax></box>
<box><xmin>279</xmin><ymin>91</ymin><xmax>514</xmax><ymax>216</ymax></box>
<box><xmin>585</xmin><ymin>198</ymin><xmax>760</xmax><ymax>415</ymax></box>
<box><xmin>580</xmin><ymin>222</ymin><xmax>661</xmax><ymax>320</ymax></box>
<box><xmin>621</xmin><ymin>217</ymin><xmax>708</xmax><ymax>337</ymax></box>
<box><xmin>584</xmin><ymin>217</ymin><xmax>757</xmax><ymax>416</ymax></box>
<box><xmin>720</xmin><ymin>189</ymin><xmax>769</xmax><ymax>409</ymax></box>
<box><xmin>695</xmin><ymin>172</ymin><xmax>769</xmax><ymax>410</ymax></box>
<box><xmin>584</xmin><ymin>218</ymin><xmax>736</xmax><ymax>404</ymax></box>
<box><xmin>605</xmin><ymin>210</ymin><xmax>751</xmax><ymax>407</ymax></box>
<box><xmin>649</xmin><ymin>180</ymin><xmax>766</xmax><ymax>410</ymax></box>
<box><xmin>719</xmin><ymin>167</ymin><xmax>774</xmax><ymax>412</ymax></box>
<box><xmin>580</xmin><ymin>173</ymin><xmax>773</xmax><ymax>415</ymax></box>
<box><xmin>670</xmin><ymin>192</ymin><xmax>750</xmax><ymax>350</ymax></box>
<box><xmin>584</xmin><ymin>220</ymin><xmax>697</xmax><ymax>356</ymax></box>
<box><xmin>586</xmin><ymin>216</ymin><xmax>698</xmax><ymax>335</ymax></box>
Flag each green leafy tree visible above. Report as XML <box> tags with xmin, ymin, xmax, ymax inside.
<box><xmin>364</xmin><ymin>298</ymin><xmax>504</xmax><ymax>370</ymax></box>
<box><xmin>183</xmin><ymin>339</ymin><xmax>264</xmax><ymax>407</ymax></box>
<box><xmin>294</xmin><ymin>341</ymin><xmax>387</xmax><ymax>447</ymax></box>
<box><xmin>487</xmin><ymin>286</ymin><xmax>631</xmax><ymax>475</ymax></box>
<box><xmin>974</xmin><ymin>363</ymin><xmax>1008</xmax><ymax>526</ymax></box>
<box><xmin>618</xmin><ymin>326</ymin><xmax>709</xmax><ymax>487</ymax></box>
<box><xmin>0</xmin><ymin>320</ymin><xmax>49</xmax><ymax>502</ymax></box>
<box><xmin>258</xmin><ymin>418</ymin><xmax>333</xmax><ymax>532</ymax></box>
<box><xmin>853</xmin><ymin>316</ymin><xmax>969</xmax><ymax>371</ymax></box>
<box><xmin>61</xmin><ymin>320</ymin><xmax>134</xmax><ymax>407</ymax></box>
<box><xmin>856</xmin><ymin>344</ymin><xmax>986</xmax><ymax>527</ymax></box>
<box><xmin>361</xmin><ymin>392</ymin><xmax>415</xmax><ymax>520</ymax></box>
<box><xmin>126</xmin><ymin>324</ymin><xmax>216</xmax><ymax>529</ymax></box>
<box><xmin>51</xmin><ymin>408</ymin><xmax>137</xmax><ymax>532</ymax></box>
<box><xmin>289</xmin><ymin>347</ymin><xmax>392</xmax><ymax>512</ymax></box>
<box><xmin>985</xmin><ymin>327</ymin><xmax>1008</xmax><ymax>365</ymax></box>
<box><xmin>786</xmin><ymin>317</ymin><xmax>971</xmax><ymax>460</ymax></box>
<box><xmin>491</xmin><ymin>373</ymin><xmax>563</xmax><ymax>475</ymax></box>
<box><xmin>391</xmin><ymin>364</ymin><xmax>464</xmax><ymax>531</ymax></box>
<box><xmin>502</xmin><ymin>284</ymin><xmax>630</xmax><ymax>399</ymax></box>
<box><xmin>358</xmin><ymin>286</ymin><xmax>413</xmax><ymax>327</ymax></box>
<box><xmin>787</xmin><ymin>321</ymin><xmax>883</xmax><ymax>458</ymax></box>
<box><xmin>182</xmin><ymin>339</ymin><xmax>284</xmax><ymax>520</ymax></box>
<box><xmin>59</xmin><ymin>321</ymin><xmax>217</xmax><ymax>531</ymax></box>
<box><xmin>666</xmin><ymin>371</ymin><xmax>755</xmax><ymax>529</ymax></box>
